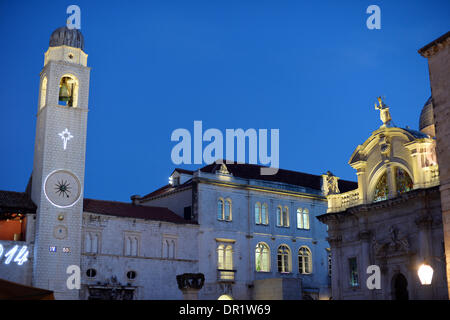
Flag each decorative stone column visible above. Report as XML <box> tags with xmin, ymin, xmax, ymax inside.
<box><xmin>327</xmin><ymin>233</ymin><xmax>343</xmax><ymax>300</ymax></box>
<box><xmin>176</xmin><ymin>273</ymin><xmax>205</xmax><ymax>300</ymax></box>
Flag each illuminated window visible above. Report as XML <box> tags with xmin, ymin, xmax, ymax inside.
<box><xmin>373</xmin><ymin>171</ymin><xmax>388</xmax><ymax>202</ymax></box>
<box><xmin>217</xmin><ymin>199</ymin><xmax>224</xmax><ymax>220</ymax></box>
<box><xmin>255</xmin><ymin>202</ymin><xmax>261</xmax><ymax>224</ymax></box>
<box><xmin>255</xmin><ymin>242</ymin><xmax>270</xmax><ymax>272</ymax></box>
<box><xmin>297</xmin><ymin>208</ymin><xmax>310</xmax><ymax>230</ymax></box>
<box><xmin>217</xmin><ymin>244</ymin><xmax>234</xmax><ymax>280</ymax></box>
<box><xmin>298</xmin><ymin>246</ymin><xmax>312</xmax><ymax>274</ymax></box>
<box><xmin>349</xmin><ymin>257</ymin><xmax>359</xmax><ymax>287</ymax></box>
<box><xmin>277</xmin><ymin>206</ymin><xmax>289</xmax><ymax>227</ymax></box>
<box><xmin>58</xmin><ymin>74</ymin><xmax>79</xmax><ymax>107</ymax></box>
<box><xmin>224</xmin><ymin>199</ymin><xmax>232</xmax><ymax>221</ymax></box>
<box><xmin>277</xmin><ymin>244</ymin><xmax>291</xmax><ymax>273</ymax></box>
<box><xmin>283</xmin><ymin>206</ymin><xmax>289</xmax><ymax>227</ymax></box>
<box><xmin>218</xmin><ymin>198</ymin><xmax>232</xmax><ymax>221</ymax></box>
<box><xmin>276</xmin><ymin>206</ymin><xmax>282</xmax><ymax>226</ymax></box>
<box><xmin>261</xmin><ymin>203</ymin><xmax>268</xmax><ymax>225</ymax></box>
<box><xmin>395</xmin><ymin>167</ymin><xmax>413</xmax><ymax>195</ymax></box>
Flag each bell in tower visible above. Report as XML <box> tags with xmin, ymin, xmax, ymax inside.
<box><xmin>59</xmin><ymin>76</ymin><xmax>74</xmax><ymax>106</ymax></box>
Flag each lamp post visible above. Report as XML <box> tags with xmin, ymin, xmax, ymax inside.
<box><xmin>418</xmin><ymin>263</ymin><xmax>434</xmax><ymax>300</ymax></box>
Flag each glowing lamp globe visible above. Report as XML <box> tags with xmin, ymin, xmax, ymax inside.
<box><xmin>418</xmin><ymin>264</ymin><xmax>434</xmax><ymax>285</ymax></box>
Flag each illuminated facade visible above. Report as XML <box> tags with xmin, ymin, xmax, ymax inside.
<box><xmin>134</xmin><ymin>162</ymin><xmax>356</xmax><ymax>300</ymax></box>
<box><xmin>318</xmin><ymin>99</ymin><xmax>448</xmax><ymax>299</ymax></box>
<box><xmin>0</xmin><ymin>26</ymin><xmax>357</xmax><ymax>300</ymax></box>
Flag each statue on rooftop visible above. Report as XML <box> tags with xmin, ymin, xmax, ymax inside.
<box><xmin>375</xmin><ymin>96</ymin><xmax>392</xmax><ymax>126</ymax></box>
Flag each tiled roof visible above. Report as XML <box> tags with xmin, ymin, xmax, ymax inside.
<box><xmin>200</xmin><ymin>161</ymin><xmax>357</xmax><ymax>192</ymax></box>
<box><xmin>0</xmin><ymin>190</ymin><xmax>37</xmax><ymax>213</ymax></box>
<box><xmin>141</xmin><ymin>161</ymin><xmax>358</xmax><ymax>200</ymax></box>
<box><xmin>141</xmin><ymin>180</ymin><xmax>193</xmax><ymax>200</ymax></box>
<box><xmin>83</xmin><ymin>198</ymin><xmax>195</xmax><ymax>224</ymax></box>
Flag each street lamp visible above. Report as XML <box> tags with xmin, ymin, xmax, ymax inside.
<box><xmin>418</xmin><ymin>263</ymin><xmax>434</xmax><ymax>285</ymax></box>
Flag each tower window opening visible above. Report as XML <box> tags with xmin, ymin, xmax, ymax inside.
<box><xmin>59</xmin><ymin>75</ymin><xmax>78</xmax><ymax>107</ymax></box>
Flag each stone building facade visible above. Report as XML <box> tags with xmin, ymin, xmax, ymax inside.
<box><xmin>318</xmin><ymin>99</ymin><xmax>448</xmax><ymax>299</ymax></box>
<box><xmin>0</xmin><ymin>25</ymin><xmax>357</xmax><ymax>300</ymax></box>
<box><xmin>134</xmin><ymin>163</ymin><xmax>356</xmax><ymax>299</ymax></box>
<box><xmin>419</xmin><ymin>31</ymin><xmax>450</xmax><ymax>297</ymax></box>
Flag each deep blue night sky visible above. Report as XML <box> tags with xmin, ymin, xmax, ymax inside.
<box><xmin>0</xmin><ymin>0</ymin><xmax>448</xmax><ymax>202</ymax></box>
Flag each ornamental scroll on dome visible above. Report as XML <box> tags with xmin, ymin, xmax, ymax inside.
<box><xmin>322</xmin><ymin>171</ymin><xmax>340</xmax><ymax>195</ymax></box>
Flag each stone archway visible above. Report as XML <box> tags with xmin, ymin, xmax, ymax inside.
<box><xmin>391</xmin><ymin>273</ymin><xmax>409</xmax><ymax>300</ymax></box>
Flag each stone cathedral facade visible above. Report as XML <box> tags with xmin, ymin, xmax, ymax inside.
<box><xmin>0</xmin><ymin>27</ymin><xmax>357</xmax><ymax>300</ymax></box>
<box><xmin>318</xmin><ymin>98</ymin><xmax>448</xmax><ymax>300</ymax></box>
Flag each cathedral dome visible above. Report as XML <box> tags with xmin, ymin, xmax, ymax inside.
<box><xmin>419</xmin><ymin>97</ymin><xmax>435</xmax><ymax>137</ymax></box>
<box><xmin>49</xmin><ymin>26</ymin><xmax>84</xmax><ymax>50</ymax></box>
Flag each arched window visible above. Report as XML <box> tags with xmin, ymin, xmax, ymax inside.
<box><xmin>131</xmin><ymin>237</ymin><xmax>138</xmax><ymax>256</ymax></box>
<box><xmin>255</xmin><ymin>202</ymin><xmax>261</xmax><ymax>224</ymax></box>
<box><xmin>261</xmin><ymin>203</ymin><xmax>268</xmax><ymax>225</ymax></box>
<box><xmin>92</xmin><ymin>234</ymin><xmax>98</xmax><ymax>253</ymax></box>
<box><xmin>217</xmin><ymin>198</ymin><xmax>224</xmax><ymax>220</ymax></box>
<box><xmin>125</xmin><ymin>236</ymin><xmax>131</xmax><ymax>256</ymax></box>
<box><xmin>164</xmin><ymin>240</ymin><xmax>170</xmax><ymax>258</ymax></box>
<box><xmin>218</xmin><ymin>198</ymin><xmax>232</xmax><ymax>221</ymax></box>
<box><xmin>395</xmin><ymin>167</ymin><xmax>413</xmax><ymax>195</ymax></box>
<box><xmin>282</xmin><ymin>206</ymin><xmax>289</xmax><ymax>227</ymax></box>
<box><xmin>373</xmin><ymin>171</ymin><xmax>388</xmax><ymax>202</ymax></box>
<box><xmin>298</xmin><ymin>246</ymin><xmax>312</xmax><ymax>274</ymax></box>
<box><xmin>170</xmin><ymin>239</ymin><xmax>176</xmax><ymax>258</ymax></box>
<box><xmin>255</xmin><ymin>242</ymin><xmax>270</xmax><ymax>272</ymax></box>
<box><xmin>276</xmin><ymin>206</ymin><xmax>282</xmax><ymax>226</ymax></box>
<box><xmin>85</xmin><ymin>233</ymin><xmax>92</xmax><ymax>253</ymax></box>
<box><xmin>40</xmin><ymin>76</ymin><xmax>47</xmax><ymax>109</ymax></box>
<box><xmin>297</xmin><ymin>209</ymin><xmax>303</xmax><ymax>229</ymax></box>
<box><xmin>58</xmin><ymin>74</ymin><xmax>79</xmax><ymax>107</ymax></box>
<box><xmin>224</xmin><ymin>199</ymin><xmax>232</xmax><ymax>221</ymax></box>
<box><xmin>277</xmin><ymin>244</ymin><xmax>291</xmax><ymax>273</ymax></box>
<box><xmin>302</xmin><ymin>209</ymin><xmax>310</xmax><ymax>230</ymax></box>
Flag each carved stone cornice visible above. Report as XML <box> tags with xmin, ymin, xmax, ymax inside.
<box><xmin>418</xmin><ymin>32</ymin><xmax>450</xmax><ymax>58</ymax></box>
<box><xmin>326</xmin><ymin>235</ymin><xmax>342</xmax><ymax>246</ymax></box>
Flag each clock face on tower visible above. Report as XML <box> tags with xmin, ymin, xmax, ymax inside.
<box><xmin>44</xmin><ymin>170</ymin><xmax>81</xmax><ymax>208</ymax></box>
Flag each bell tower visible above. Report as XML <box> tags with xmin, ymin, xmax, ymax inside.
<box><xmin>31</xmin><ymin>26</ymin><xmax>90</xmax><ymax>299</ymax></box>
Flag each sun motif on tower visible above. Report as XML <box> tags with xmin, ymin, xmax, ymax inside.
<box><xmin>54</xmin><ymin>179</ymin><xmax>71</xmax><ymax>198</ymax></box>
